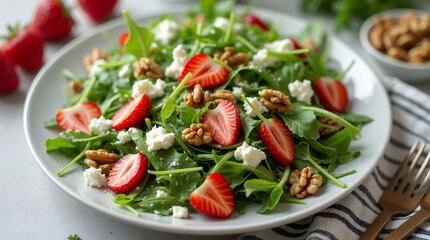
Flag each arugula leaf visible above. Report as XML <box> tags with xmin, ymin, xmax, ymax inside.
<box><xmin>244</xmin><ymin>179</ymin><xmax>278</xmax><ymax>197</ymax></box>
<box><xmin>123</xmin><ymin>10</ymin><xmax>154</xmax><ymax>58</ymax></box>
<box><xmin>325</xmin><ymin>127</ymin><xmax>354</xmax><ymax>152</ymax></box>
<box><xmin>129</xmin><ymin>128</ymin><xmax>201</xmax><ymax>202</ymax></box>
<box><xmin>46</xmin><ymin>137</ymin><xmax>80</xmax><ymax>159</ymax></box>
<box><xmin>279</xmin><ymin>104</ymin><xmax>319</xmax><ymax>140</ymax></box>
<box><xmin>337</xmin><ymin>112</ymin><xmax>373</xmax><ymax>125</ymax></box>
<box><xmin>296</xmin><ymin>20</ymin><xmax>325</xmax><ymax>50</ymax></box>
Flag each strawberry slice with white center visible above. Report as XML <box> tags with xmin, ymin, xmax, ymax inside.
<box><xmin>313</xmin><ymin>77</ymin><xmax>348</xmax><ymax>112</ymax></box>
<box><xmin>56</xmin><ymin>101</ymin><xmax>101</xmax><ymax>134</ymax></box>
<box><xmin>289</xmin><ymin>37</ymin><xmax>306</xmax><ymax>58</ymax></box>
<box><xmin>111</xmin><ymin>93</ymin><xmax>151</xmax><ymax>131</ymax></box>
<box><xmin>179</xmin><ymin>53</ymin><xmax>228</xmax><ymax>89</ymax></box>
<box><xmin>201</xmin><ymin>100</ymin><xmax>240</xmax><ymax>146</ymax></box>
<box><xmin>259</xmin><ymin>119</ymin><xmax>295</xmax><ymax>166</ymax></box>
<box><xmin>107</xmin><ymin>153</ymin><xmax>148</xmax><ymax>194</ymax></box>
<box><xmin>189</xmin><ymin>172</ymin><xmax>235</xmax><ymax>219</ymax></box>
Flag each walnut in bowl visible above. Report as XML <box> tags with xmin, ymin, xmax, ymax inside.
<box><xmin>359</xmin><ymin>9</ymin><xmax>430</xmax><ymax>83</ymax></box>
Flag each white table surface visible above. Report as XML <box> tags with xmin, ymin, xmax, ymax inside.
<box><xmin>1</xmin><ymin>1</ymin><xmax>429</xmax><ymax>239</ymax></box>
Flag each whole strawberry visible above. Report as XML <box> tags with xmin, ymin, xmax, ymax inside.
<box><xmin>31</xmin><ymin>0</ymin><xmax>74</xmax><ymax>40</ymax></box>
<box><xmin>0</xmin><ymin>51</ymin><xmax>19</xmax><ymax>93</ymax></box>
<box><xmin>1</xmin><ymin>25</ymin><xmax>44</xmax><ymax>71</ymax></box>
<box><xmin>78</xmin><ymin>0</ymin><xmax>118</xmax><ymax>22</ymax></box>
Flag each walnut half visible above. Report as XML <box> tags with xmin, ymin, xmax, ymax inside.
<box><xmin>289</xmin><ymin>167</ymin><xmax>322</xmax><ymax>199</ymax></box>
<box><xmin>258</xmin><ymin>89</ymin><xmax>291</xmax><ymax>113</ymax></box>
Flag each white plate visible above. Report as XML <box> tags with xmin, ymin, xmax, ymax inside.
<box><xmin>23</xmin><ymin>6</ymin><xmax>391</xmax><ymax>235</ymax></box>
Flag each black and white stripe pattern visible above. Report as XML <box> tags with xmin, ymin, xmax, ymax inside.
<box><xmin>241</xmin><ymin>78</ymin><xmax>430</xmax><ymax>240</ymax></box>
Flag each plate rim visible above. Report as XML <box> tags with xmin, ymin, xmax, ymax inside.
<box><xmin>23</xmin><ymin>5</ymin><xmax>392</xmax><ymax>235</ymax></box>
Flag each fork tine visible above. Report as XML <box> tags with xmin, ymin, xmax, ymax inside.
<box><xmin>411</xmin><ymin>160</ymin><xmax>430</xmax><ymax>200</ymax></box>
<box><xmin>386</xmin><ymin>141</ymin><xmax>419</xmax><ymax>191</ymax></box>
<box><xmin>397</xmin><ymin>142</ymin><xmax>426</xmax><ymax>193</ymax></box>
<box><xmin>405</xmin><ymin>151</ymin><xmax>430</xmax><ymax>197</ymax></box>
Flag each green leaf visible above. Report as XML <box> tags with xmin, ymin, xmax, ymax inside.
<box><xmin>280</xmin><ymin>104</ymin><xmax>319</xmax><ymax>140</ymax></box>
<box><xmin>179</xmin><ymin>106</ymin><xmax>197</xmax><ymax>125</ymax></box>
<box><xmin>257</xmin><ymin>187</ymin><xmax>284</xmax><ymax>214</ymax></box>
<box><xmin>244</xmin><ymin>179</ymin><xmax>278</xmax><ymax>197</ymax></box>
<box><xmin>138</xmin><ymin>197</ymin><xmax>187</xmax><ymax>216</ymax></box>
<box><xmin>325</xmin><ymin>128</ymin><xmax>354</xmax><ymax>153</ymax></box>
<box><xmin>199</xmin><ymin>0</ymin><xmax>216</xmax><ymax>20</ymax></box>
<box><xmin>296</xmin><ymin>20</ymin><xmax>325</xmax><ymax>50</ymax></box>
<box><xmin>123</xmin><ymin>10</ymin><xmax>154</xmax><ymax>58</ymax></box>
<box><xmin>46</xmin><ymin>137</ymin><xmax>79</xmax><ymax>159</ymax></box>
<box><xmin>129</xmin><ymin>128</ymin><xmax>201</xmax><ymax>201</ymax></box>
<box><xmin>337</xmin><ymin>112</ymin><xmax>373</xmax><ymax>125</ymax></box>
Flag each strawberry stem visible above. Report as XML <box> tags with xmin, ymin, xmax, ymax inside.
<box><xmin>210</xmin><ymin>151</ymin><xmax>235</xmax><ymax>174</ymax></box>
<box><xmin>147</xmin><ymin>167</ymin><xmax>203</xmax><ymax>175</ymax></box>
<box><xmin>213</xmin><ymin>58</ymin><xmax>233</xmax><ymax>72</ymax></box>
<box><xmin>307</xmin><ymin>158</ymin><xmax>346</xmax><ymax>188</ymax></box>
<box><xmin>241</xmin><ymin>95</ymin><xmax>268</xmax><ymax>123</ymax></box>
<box><xmin>300</xmin><ymin>106</ymin><xmax>361</xmax><ymax>137</ymax></box>
<box><xmin>236</xmin><ymin>35</ymin><xmax>258</xmax><ymax>53</ymax></box>
<box><xmin>190</xmin><ymin>22</ymin><xmax>203</xmax><ymax>56</ymax></box>
<box><xmin>57</xmin><ymin>142</ymin><xmax>91</xmax><ymax>176</ymax></box>
<box><xmin>224</xmin><ymin>12</ymin><xmax>235</xmax><ymax>43</ymax></box>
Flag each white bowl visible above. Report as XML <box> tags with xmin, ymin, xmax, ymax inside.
<box><xmin>359</xmin><ymin>8</ymin><xmax>430</xmax><ymax>83</ymax></box>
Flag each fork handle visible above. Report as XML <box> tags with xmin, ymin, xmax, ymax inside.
<box><xmin>359</xmin><ymin>209</ymin><xmax>395</xmax><ymax>240</ymax></box>
<box><xmin>384</xmin><ymin>209</ymin><xmax>430</xmax><ymax>240</ymax></box>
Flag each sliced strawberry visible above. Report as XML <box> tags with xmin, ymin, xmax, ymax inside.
<box><xmin>56</xmin><ymin>101</ymin><xmax>101</xmax><ymax>134</ymax></box>
<box><xmin>201</xmin><ymin>100</ymin><xmax>240</xmax><ymax>146</ymax></box>
<box><xmin>107</xmin><ymin>153</ymin><xmax>147</xmax><ymax>194</ymax></box>
<box><xmin>111</xmin><ymin>94</ymin><xmax>151</xmax><ymax>131</ymax></box>
<box><xmin>259</xmin><ymin>119</ymin><xmax>295</xmax><ymax>166</ymax></box>
<box><xmin>179</xmin><ymin>53</ymin><xmax>228</xmax><ymax>89</ymax></box>
<box><xmin>189</xmin><ymin>172</ymin><xmax>235</xmax><ymax>218</ymax></box>
<box><xmin>119</xmin><ymin>32</ymin><xmax>129</xmax><ymax>47</ymax></box>
<box><xmin>242</xmin><ymin>13</ymin><xmax>270</xmax><ymax>31</ymax></box>
<box><xmin>313</xmin><ymin>77</ymin><xmax>348</xmax><ymax>112</ymax></box>
<box><xmin>289</xmin><ymin>37</ymin><xmax>306</xmax><ymax>58</ymax></box>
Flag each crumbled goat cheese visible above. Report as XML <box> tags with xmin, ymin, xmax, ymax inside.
<box><xmin>252</xmin><ymin>49</ymin><xmax>278</xmax><ymax>67</ymax></box>
<box><xmin>172</xmin><ymin>206</ymin><xmax>189</xmax><ymax>219</ymax></box>
<box><xmin>232</xmin><ymin>87</ymin><xmax>245</xmax><ymax>99</ymax></box>
<box><xmin>155</xmin><ymin>19</ymin><xmax>178</xmax><ymax>44</ymax></box>
<box><xmin>252</xmin><ymin>39</ymin><xmax>294</xmax><ymax>67</ymax></box>
<box><xmin>213</xmin><ymin>17</ymin><xmax>242</xmax><ymax>32</ymax></box>
<box><xmin>264</xmin><ymin>39</ymin><xmax>294</xmax><ymax>52</ymax></box>
<box><xmin>288</xmin><ymin>80</ymin><xmax>314</xmax><ymax>104</ymax></box>
<box><xmin>244</xmin><ymin>97</ymin><xmax>268</xmax><ymax>118</ymax></box>
<box><xmin>118</xmin><ymin>64</ymin><xmax>131</xmax><ymax>77</ymax></box>
<box><xmin>146</xmin><ymin>126</ymin><xmax>175</xmax><ymax>152</ymax></box>
<box><xmin>156</xmin><ymin>190</ymin><xmax>168</xmax><ymax>198</ymax></box>
<box><xmin>88</xmin><ymin>116</ymin><xmax>112</xmax><ymax>134</ymax></box>
<box><xmin>234</xmin><ymin>142</ymin><xmax>266</xmax><ymax>168</ymax></box>
<box><xmin>128</xmin><ymin>127</ymin><xmax>139</xmax><ymax>133</ymax></box>
<box><xmin>83</xmin><ymin>167</ymin><xmax>105</xmax><ymax>188</ymax></box>
<box><xmin>165</xmin><ymin>44</ymin><xmax>188</xmax><ymax>79</ymax></box>
<box><xmin>89</xmin><ymin>59</ymin><xmax>106</xmax><ymax>77</ymax></box>
<box><xmin>117</xmin><ymin>131</ymin><xmax>131</xmax><ymax>144</ymax></box>
<box><xmin>132</xmin><ymin>79</ymin><xmax>167</xmax><ymax>99</ymax></box>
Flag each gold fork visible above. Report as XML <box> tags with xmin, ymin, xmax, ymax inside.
<box><xmin>385</xmin><ymin>192</ymin><xmax>430</xmax><ymax>239</ymax></box>
<box><xmin>359</xmin><ymin>141</ymin><xmax>430</xmax><ymax>240</ymax></box>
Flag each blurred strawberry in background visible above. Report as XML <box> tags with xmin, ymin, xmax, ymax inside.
<box><xmin>31</xmin><ymin>0</ymin><xmax>74</xmax><ymax>40</ymax></box>
<box><xmin>0</xmin><ymin>51</ymin><xmax>19</xmax><ymax>93</ymax></box>
<box><xmin>1</xmin><ymin>25</ymin><xmax>44</xmax><ymax>71</ymax></box>
<box><xmin>78</xmin><ymin>0</ymin><xmax>119</xmax><ymax>22</ymax></box>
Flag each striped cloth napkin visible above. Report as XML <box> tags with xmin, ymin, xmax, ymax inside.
<box><xmin>240</xmin><ymin>77</ymin><xmax>430</xmax><ymax>240</ymax></box>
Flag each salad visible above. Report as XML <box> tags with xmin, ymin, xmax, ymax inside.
<box><xmin>44</xmin><ymin>0</ymin><xmax>372</xmax><ymax>219</ymax></box>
